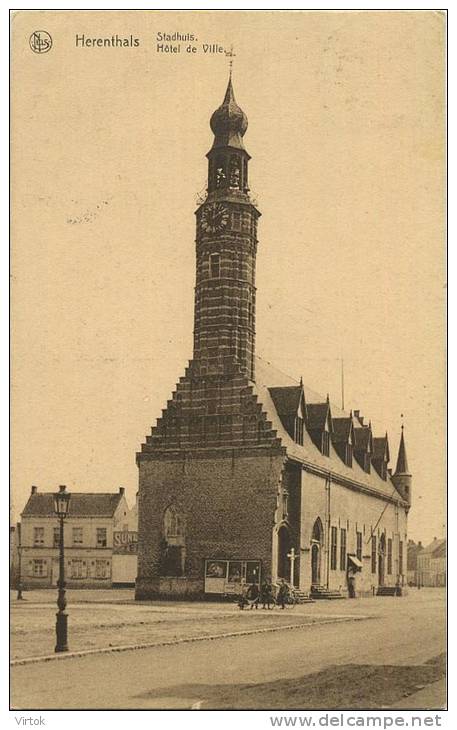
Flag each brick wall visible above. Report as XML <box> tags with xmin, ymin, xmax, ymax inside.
<box><xmin>136</xmin><ymin>447</ymin><xmax>285</xmax><ymax>598</ymax></box>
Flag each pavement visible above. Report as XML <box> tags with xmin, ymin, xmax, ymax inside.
<box><xmin>10</xmin><ymin>587</ymin><xmax>446</xmax><ymax>710</ymax></box>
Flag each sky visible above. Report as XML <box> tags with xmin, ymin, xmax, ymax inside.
<box><xmin>11</xmin><ymin>10</ymin><xmax>445</xmax><ymax>543</ymax></box>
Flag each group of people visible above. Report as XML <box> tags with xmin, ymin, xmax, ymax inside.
<box><xmin>238</xmin><ymin>578</ymin><xmax>290</xmax><ymax>610</ymax></box>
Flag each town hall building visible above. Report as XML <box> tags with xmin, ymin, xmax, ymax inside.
<box><xmin>135</xmin><ymin>75</ymin><xmax>411</xmax><ymax>600</ymax></box>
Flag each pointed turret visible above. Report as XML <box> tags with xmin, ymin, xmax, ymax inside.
<box><xmin>392</xmin><ymin>424</ymin><xmax>412</xmax><ymax>509</ymax></box>
<box><xmin>395</xmin><ymin>426</ymin><xmax>409</xmax><ymax>475</ymax></box>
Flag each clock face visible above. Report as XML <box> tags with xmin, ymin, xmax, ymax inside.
<box><xmin>200</xmin><ymin>204</ymin><xmax>229</xmax><ymax>234</ymax></box>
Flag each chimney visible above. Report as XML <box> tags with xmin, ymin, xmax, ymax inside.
<box><xmin>119</xmin><ymin>487</ymin><xmax>125</xmax><ymax>496</ymax></box>
<box><xmin>418</xmin><ymin>541</ymin><xmax>423</xmax><ymax>548</ymax></box>
<box><xmin>31</xmin><ymin>485</ymin><xmax>38</xmax><ymax>495</ymax></box>
<box><xmin>354</xmin><ymin>410</ymin><xmax>360</xmax><ymax>419</ymax></box>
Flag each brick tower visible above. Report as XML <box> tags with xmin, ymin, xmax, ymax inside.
<box><xmin>135</xmin><ymin>77</ymin><xmax>286</xmax><ymax>599</ymax></box>
<box><xmin>194</xmin><ymin>76</ymin><xmax>259</xmax><ymax>381</ymax></box>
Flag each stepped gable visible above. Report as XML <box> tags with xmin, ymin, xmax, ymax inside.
<box><xmin>137</xmin><ymin>361</ymin><xmax>284</xmax><ymax>459</ymax></box>
<box><xmin>253</xmin><ymin>356</ymin><xmax>407</xmax><ymax>503</ymax></box>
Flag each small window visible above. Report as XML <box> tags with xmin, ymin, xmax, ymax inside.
<box><xmin>72</xmin><ymin>527</ymin><xmax>83</xmax><ymax>545</ymax></box>
<box><xmin>96</xmin><ymin>528</ymin><xmax>107</xmax><ymax>548</ymax></box>
<box><xmin>356</xmin><ymin>531</ymin><xmax>363</xmax><ymax>562</ymax></box>
<box><xmin>53</xmin><ymin>527</ymin><xmax>60</xmax><ymax>548</ymax></box>
<box><xmin>248</xmin><ymin>301</ymin><xmax>253</xmax><ymax>328</ymax></box>
<box><xmin>210</xmin><ymin>253</ymin><xmax>220</xmax><ymax>279</ymax></box>
<box><xmin>95</xmin><ymin>559</ymin><xmax>110</xmax><ymax>579</ymax></box>
<box><xmin>340</xmin><ymin>528</ymin><xmax>347</xmax><ymax>571</ymax></box>
<box><xmin>33</xmin><ymin>527</ymin><xmax>44</xmax><ymax>546</ymax></box>
<box><xmin>70</xmin><ymin>559</ymin><xmax>87</xmax><ymax>579</ymax></box>
<box><xmin>232</xmin><ymin>211</ymin><xmax>242</xmax><ymax>231</ymax></box>
<box><xmin>242</xmin><ymin>212</ymin><xmax>251</xmax><ymax>231</ymax></box>
<box><xmin>330</xmin><ymin>526</ymin><xmax>338</xmax><ymax>570</ymax></box>
<box><xmin>32</xmin><ymin>559</ymin><xmax>47</xmax><ymax>577</ymax></box>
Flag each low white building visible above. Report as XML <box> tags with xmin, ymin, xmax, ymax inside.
<box><xmin>19</xmin><ymin>486</ymin><xmax>138</xmax><ymax>588</ymax></box>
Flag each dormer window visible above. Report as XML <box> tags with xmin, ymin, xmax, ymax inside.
<box><xmin>294</xmin><ymin>416</ymin><xmax>304</xmax><ymax>445</ymax></box>
<box><xmin>322</xmin><ymin>431</ymin><xmax>330</xmax><ymax>456</ymax></box>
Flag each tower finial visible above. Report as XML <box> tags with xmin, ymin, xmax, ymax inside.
<box><xmin>226</xmin><ymin>44</ymin><xmax>236</xmax><ymax>80</ymax></box>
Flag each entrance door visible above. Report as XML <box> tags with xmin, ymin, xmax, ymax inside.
<box><xmin>311</xmin><ymin>517</ymin><xmax>324</xmax><ymax>587</ymax></box>
<box><xmin>311</xmin><ymin>543</ymin><xmax>320</xmax><ymax>585</ymax></box>
<box><xmin>277</xmin><ymin>526</ymin><xmax>292</xmax><ymax>580</ymax></box>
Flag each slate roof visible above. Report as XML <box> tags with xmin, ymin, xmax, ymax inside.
<box><xmin>420</xmin><ymin>538</ymin><xmax>446</xmax><ymax>557</ymax></box>
<box><xmin>268</xmin><ymin>386</ymin><xmax>303</xmax><ymax>416</ymax></box>
<box><xmin>22</xmin><ymin>492</ymin><xmax>123</xmax><ymax>518</ymax></box>
<box><xmin>395</xmin><ymin>429</ymin><xmax>410</xmax><ymax>474</ymax></box>
<box><xmin>253</xmin><ymin>356</ymin><xmax>405</xmax><ymax>503</ymax></box>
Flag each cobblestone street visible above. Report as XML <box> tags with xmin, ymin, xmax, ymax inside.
<box><xmin>11</xmin><ymin>588</ymin><xmax>445</xmax><ymax>709</ymax></box>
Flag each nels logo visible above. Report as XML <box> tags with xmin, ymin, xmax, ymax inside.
<box><xmin>29</xmin><ymin>30</ymin><xmax>52</xmax><ymax>54</ymax></box>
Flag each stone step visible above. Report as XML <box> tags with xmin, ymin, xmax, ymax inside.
<box><xmin>310</xmin><ymin>585</ymin><xmax>346</xmax><ymax>600</ymax></box>
<box><xmin>376</xmin><ymin>586</ymin><xmax>398</xmax><ymax>596</ymax></box>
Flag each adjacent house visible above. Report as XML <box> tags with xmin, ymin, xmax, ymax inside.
<box><xmin>416</xmin><ymin>538</ymin><xmax>446</xmax><ymax>587</ymax></box>
<box><xmin>19</xmin><ymin>486</ymin><xmax>138</xmax><ymax>588</ymax></box>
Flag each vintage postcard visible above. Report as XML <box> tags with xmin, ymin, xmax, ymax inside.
<box><xmin>10</xmin><ymin>9</ymin><xmax>446</xmax><ymax>714</ymax></box>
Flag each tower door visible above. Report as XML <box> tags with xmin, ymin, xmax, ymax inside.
<box><xmin>311</xmin><ymin>544</ymin><xmax>321</xmax><ymax>586</ymax></box>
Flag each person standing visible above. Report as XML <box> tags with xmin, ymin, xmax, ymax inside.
<box><xmin>277</xmin><ymin>579</ymin><xmax>289</xmax><ymax>609</ymax></box>
<box><xmin>260</xmin><ymin>579</ymin><xmax>273</xmax><ymax>609</ymax></box>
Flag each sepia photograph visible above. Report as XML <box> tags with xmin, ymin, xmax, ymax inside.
<box><xmin>10</xmin><ymin>8</ymin><xmax>446</xmax><ymax>714</ymax></box>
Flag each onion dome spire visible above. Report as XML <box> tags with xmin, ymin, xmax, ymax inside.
<box><xmin>209</xmin><ymin>77</ymin><xmax>248</xmax><ymax>151</ymax></box>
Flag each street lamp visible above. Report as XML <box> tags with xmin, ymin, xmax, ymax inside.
<box><xmin>53</xmin><ymin>485</ymin><xmax>71</xmax><ymax>653</ymax></box>
<box><xmin>16</xmin><ymin>523</ymin><xmax>23</xmax><ymax>600</ymax></box>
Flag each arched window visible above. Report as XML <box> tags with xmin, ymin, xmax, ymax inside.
<box><xmin>229</xmin><ymin>155</ymin><xmax>241</xmax><ymax>188</ymax></box>
<box><xmin>312</xmin><ymin>517</ymin><xmax>324</xmax><ymax>544</ymax></box>
<box><xmin>164</xmin><ymin>506</ymin><xmax>185</xmax><ymax>539</ymax></box>
<box><xmin>215</xmin><ymin>156</ymin><xmax>226</xmax><ymax>188</ymax></box>
<box><xmin>161</xmin><ymin>506</ymin><xmax>186</xmax><ymax>577</ymax></box>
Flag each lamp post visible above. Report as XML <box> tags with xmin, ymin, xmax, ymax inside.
<box><xmin>53</xmin><ymin>485</ymin><xmax>71</xmax><ymax>653</ymax></box>
<box><xmin>16</xmin><ymin>523</ymin><xmax>23</xmax><ymax>600</ymax></box>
